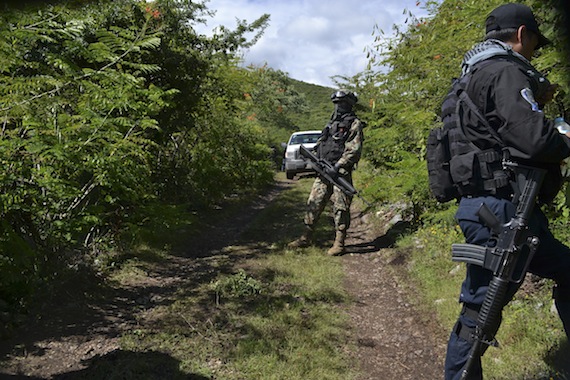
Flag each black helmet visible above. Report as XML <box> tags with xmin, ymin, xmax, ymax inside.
<box><xmin>331</xmin><ymin>90</ymin><xmax>357</xmax><ymax>106</ymax></box>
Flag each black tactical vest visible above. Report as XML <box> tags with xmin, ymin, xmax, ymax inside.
<box><xmin>318</xmin><ymin>114</ymin><xmax>356</xmax><ymax>164</ymax></box>
<box><xmin>439</xmin><ymin>63</ymin><xmax>510</xmax><ymax>198</ymax></box>
<box><xmin>429</xmin><ymin>54</ymin><xmax>561</xmax><ymax>203</ymax></box>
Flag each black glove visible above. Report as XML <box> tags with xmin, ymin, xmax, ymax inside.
<box><xmin>326</xmin><ymin>163</ymin><xmax>341</xmax><ymax>177</ymax></box>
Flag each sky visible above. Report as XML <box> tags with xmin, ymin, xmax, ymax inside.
<box><xmin>194</xmin><ymin>0</ymin><xmax>431</xmax><ymax>88</ymax></box>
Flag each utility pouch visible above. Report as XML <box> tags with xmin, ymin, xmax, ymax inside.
<box><xmin>427</xmin><ymin>127</ymin><xmax>458</xmax><ymax>202</ymax></box>
<box><xmin>450</xmin><ymin>150</ymin><xmax>478</xmax><ymax>187</ymax></box>
<box><xmin>428</xmin><ymin>62</ymin><xmax>510</xmax><ymax>202</ymax></box>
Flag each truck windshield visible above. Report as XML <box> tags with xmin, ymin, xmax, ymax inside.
<box><xmin>290</xmin><ymin>134</ymin><xmax>320</xmax><ymax>145</ymax></box>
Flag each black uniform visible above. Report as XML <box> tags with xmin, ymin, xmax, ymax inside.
<box><xmin>444</xmin><ymin>40</ymin><xmax>570</xmax><ymax>380</ymax></box>
<box><xmin>465</xmin><ymin>56</ymin><xmax>569</xmax><ymax>179</ymax></box>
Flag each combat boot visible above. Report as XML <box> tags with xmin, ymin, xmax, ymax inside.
<box><xmin>327</xmin><ymin>230</ymin><xmax>346</xmax><ymax>256</ymax></box>
<box><xmin>288</xmin><ymin>227</ymin><xmax>313</xmax><ymax>248</ymax></box>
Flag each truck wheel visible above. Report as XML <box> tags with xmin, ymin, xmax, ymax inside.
<box><xmin>286</xmin><ymin>171</ymin><xmax>294</xmax><ymax>180</ymax></box>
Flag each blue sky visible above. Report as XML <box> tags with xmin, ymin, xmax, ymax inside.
<box><xmin>194</xmin><ymin>0</ymin><xmax>431</xmax><ymax>88</ymax></box>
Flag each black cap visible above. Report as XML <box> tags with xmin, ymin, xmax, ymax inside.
<box><xmin>486</xmin><ymin>3</ymin><xmax>550</xmax><ymax>49</ymax></box>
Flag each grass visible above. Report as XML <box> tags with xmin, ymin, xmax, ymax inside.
<box><xmin>402</xmin><ymin>215</ymin><xmax>570</xmax><ymax>380</ymax></box>
<box><xmin>404</xmin><ymin>222</ymin><xmax>465</xmax><ymax>332</ymax></box>
<box><xmin>83</xmin><ymin>169</ymin><xmax>570</xmax><ymax>379</ymax></box>
<box><xmin>110</xmin><ymin>173</ymin><xmax>357</xmax><ymax>379</ymax></box>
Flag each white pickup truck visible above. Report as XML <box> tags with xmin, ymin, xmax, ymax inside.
<box><xmin>282</xmin><ymin>130</ymin><xmax>322</xmax><ymax>179</ymax></box>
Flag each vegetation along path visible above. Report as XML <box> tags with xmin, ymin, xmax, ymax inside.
<box><xmin>0</xmin><ymin>175</ymin><xmax>446</xmax><ymax>379</ymax></box>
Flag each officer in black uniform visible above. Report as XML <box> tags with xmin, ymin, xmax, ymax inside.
<box><xmin>444</xmin><ymin>4</ymin><xmax>570</xmax><ymax>379</ymax></box>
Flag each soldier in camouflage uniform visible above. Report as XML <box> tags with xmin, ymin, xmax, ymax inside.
<box><xmin>289</xmin><ymin>90</ymin><xmax>364</xmax><ymax>256</ymax></box>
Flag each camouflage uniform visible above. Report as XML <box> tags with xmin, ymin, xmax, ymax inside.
<box><xmin>288</xmin><ymin>90</ymin><xmax>364</xmax><ymax>255</ymax></box>
<box><xmin>304</xmin><ymin>118</ymin><xmax>364</xmax><ymax>234</ymax></box>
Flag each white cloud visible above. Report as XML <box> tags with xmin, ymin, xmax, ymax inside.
<box><xmin>195</xmin><ymin>0</ymin><xmax>430</xmax><ymax>87</ymax></box>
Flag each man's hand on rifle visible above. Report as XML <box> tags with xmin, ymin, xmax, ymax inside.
<box><xmin>325</xmin><ymin>162</ymin><xmax>341</xmax><ymax>177</ymax></box>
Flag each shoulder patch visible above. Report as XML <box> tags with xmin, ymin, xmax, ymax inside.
<box><xmin>520</xmin><ymin>87</ymin><xmax>541</xmax><ymax>112</ymax></box>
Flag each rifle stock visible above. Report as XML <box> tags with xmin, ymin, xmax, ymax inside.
<box><xmin>451</xmin><ymin>164</ymin><xmax>545</xmax><ymax>379</ymax></box>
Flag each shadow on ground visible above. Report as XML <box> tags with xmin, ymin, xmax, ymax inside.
<box><xmin>345</xmin><ymin>220</ymin><xmax>411</xmax><ymax>255</ymax></box>
<box><xmin>540</xmin><ymin>339</ymin><xmax>570</xmax><ymax>380</ymax></box>
<box><xmin>54</xmin><ymin>350</ymin><xmax>208</xmax><ymax>380</ymax></box>
<box><xmin>0</xmin><ymin>350</ymin><xmax>209</xmax><ymax>380</ymax></box>
<box><xmin>0</xmin><ymin>180</ymin><xmax>293</xmax><ymax>379</ymax></box>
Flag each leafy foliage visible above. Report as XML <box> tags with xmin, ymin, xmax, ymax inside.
<box><xmin>210</xmin><ymin>269</ymin><xmax>263</xmax><ymax>303</ymax></box>
<box><xmin>349</xmin><ymin>1</ymin><xmax>570</xmax><ymax>376</ymax></box>
<box><xmin>0</xmin><ymin>0</ymin><xmax>289</xmax><ymax>307</ymax></box>
<box><xmin>0</xmin><ymin>0</ymin><xmax>168</xmax><ymax>302</ymax></box>
<box><xmin>354</xmin><ymin>0</ymin><xmax>570</xmax><ymax>222</ymax></box>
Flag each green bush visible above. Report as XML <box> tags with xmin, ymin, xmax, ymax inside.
<box><xmin>0</xmin><ymin>0</ymin><xmax>284</xmax><ymax>306</ymax></box>
<box><xmin>211</xmin><ymin>269</ymin><xmax>264</xmax><ymax>303</ymax></box>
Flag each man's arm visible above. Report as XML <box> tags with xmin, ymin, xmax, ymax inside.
<box><xmin>336</xmin><ymin>119</ymin><xmax>364</xmax><ymax>170</ymax></box>
<box><xmin>489</xmin><ymin>65</ymin><xmax>570</xmax><ymax>162</ymax></box>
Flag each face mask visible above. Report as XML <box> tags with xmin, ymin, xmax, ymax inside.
<box><xmin>332</xmin><ymin>102</ymin><xmax>352</xmax><ymax>119</ymax></box>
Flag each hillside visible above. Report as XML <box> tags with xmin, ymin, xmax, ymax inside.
<box><xmin>289</xmin><ymin>79</ymin><xmax>334</xmax><ymax>131</ymax></box>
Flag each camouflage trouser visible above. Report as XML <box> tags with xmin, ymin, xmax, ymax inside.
<box><xmin>303</xmin><ymin>175</ymin><xmax>353</xmax><ymax>232</ymax></box>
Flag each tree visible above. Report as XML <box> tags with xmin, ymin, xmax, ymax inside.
<box><xmin>356</xmin><ymin>0</ymin><xmax>569</xmax><ymax>221</ymax></box>
<box><xmin>0</xmin><ymin>0</ymin><xmax>277</xmax><ymax>306</ymax></box>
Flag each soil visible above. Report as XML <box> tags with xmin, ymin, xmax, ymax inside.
<box><xmin>342</xmin><ymin>207</ymin><xmax>447</xmax><ymax>379</ymax></box>
<box><xmin>0</xmin><ymin>177</ymin><xmax>447</xmax><ymax>379</ymax></box>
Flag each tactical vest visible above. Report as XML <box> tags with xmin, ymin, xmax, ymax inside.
<box><xmin>318</xmin><ymin>114</ymin><xmax>356</xmax><ymax>164</ymax></box>
<box><xmin>428</xmin><ymin>63</ymin><xmax>510</xmax><ymax>202</ymax></box>
<box><xmin>446</xmin><ymin>66</ymin><xmax>510</xmax><ymax>195</ymax></box>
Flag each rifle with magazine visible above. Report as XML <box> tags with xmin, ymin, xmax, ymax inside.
<box><xmin>451</xmin><ymin>163</ymin><xmax>546</xmax><ymax>379</ymax></box>
<box><xmin>299</xmin><ymin>144</ymin><xmax>370</xmax><ymax>206</ymax></box>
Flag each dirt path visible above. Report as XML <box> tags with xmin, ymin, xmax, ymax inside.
<box><xmin>343</xmin><ymin>205</ymin><xmax>447</xmax><ymax>379</ymax></box>
<box><xmin>0</xmin><ymin>178</ymin><xmax>447</xmax><ymax>379</ymax></box>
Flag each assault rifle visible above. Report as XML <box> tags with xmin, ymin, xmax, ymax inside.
<box><xmin>451</xmin><ymin>163</ymin><xmax>546</xmax><ymax>380</ymax></box>
<box><xmin>299</xmin><ymin>145</ymin><xmax>370</xmax><ymax>206</ymax></box>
